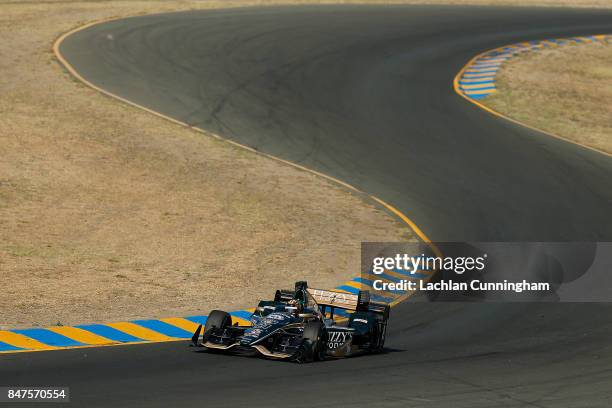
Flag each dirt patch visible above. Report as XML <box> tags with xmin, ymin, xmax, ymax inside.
<box><xmin>485</xmin><ymin>41</ymin><xmax>612</xmax><ymax>156</ymax></box>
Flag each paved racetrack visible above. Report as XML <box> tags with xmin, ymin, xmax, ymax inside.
<box><xmin>3</xmin><ymin>5</ymin><xmax>612</xmax><ymax>407</ymax></box>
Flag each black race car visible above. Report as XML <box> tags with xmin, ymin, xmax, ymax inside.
<box><xmin>190</xmin><ymin>281</ymin><xmax>389</xmax><ymax>362</ymax></box>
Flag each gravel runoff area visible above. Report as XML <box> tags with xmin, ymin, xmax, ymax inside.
<box><xmin>485</xmin><ymin>40</ymin><xmax>612</xmax><ymax>156</ymax></box>
<box><xmin>1</xmin><ymin>0</ymin><xmax>608</xmax><ymax>329</ymax></box>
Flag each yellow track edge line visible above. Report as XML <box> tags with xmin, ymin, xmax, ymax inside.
<box><xmin>453</xmin><ymin>35</ymin><xmax>612</xmax><ymax>159</ymax></box>
<box><xmin>54</xmin><ymin>16</ymin><xmax>439</xmax><ymax>275</ymax></box>
<box><xmin>53</xmin><ymin>17</ymin><xmax>435</xmax><ymax>241</ymax></box>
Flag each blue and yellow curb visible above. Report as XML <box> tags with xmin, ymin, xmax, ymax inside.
<box><xmin>0</xmin><ymin>266</ymin><xmax>432</xmax><ymax>354</ymax></box>
<box><xmin>457</xmin><ymin>34</ymin><xmax>612</xmax><ymax>101</ymax></box>
<box><xmin>0</xmin><ymin>314</ymin><xmax>250</xmax><ymax>353</ymax></box>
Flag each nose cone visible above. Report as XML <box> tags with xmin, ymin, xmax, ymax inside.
<box><xmin>241</xmin><ymin>327</ymin><xmax>264</xmax><ymax>345</ymax></box>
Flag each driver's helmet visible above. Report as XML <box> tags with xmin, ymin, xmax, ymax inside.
<box><xmin>288</xmin><ymin>291</ymin><xmax>306</xmax><ymax>315</ymax></box>
<box><xmin>294</xmin><ymin>288</ymin><xmax>308</xmax><ymax>307</ymax></box>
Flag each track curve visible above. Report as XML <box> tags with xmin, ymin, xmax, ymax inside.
<box><xmin>3</xmin><ymin>5</ymin><xmax>612</xmax><ymax>407</ymax></box>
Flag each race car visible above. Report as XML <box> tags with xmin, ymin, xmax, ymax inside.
<box><xmin>190</xmin><ymin>281</ymin><xmax>390</xmax><ymax>362</ymax></box>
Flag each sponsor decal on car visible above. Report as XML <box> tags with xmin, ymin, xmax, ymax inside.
<box><xmin>327</xmin><ymin>330</ymin><xmax>353</xmax><ymax>349</ymax></box>
<box><xmin>265</xmin><ymin>313</ymin><xmax>290</xmax><ymax>322</ymax></box>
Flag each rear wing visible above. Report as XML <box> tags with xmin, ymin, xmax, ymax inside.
<box><xmin>271</xmin><ymin>282</ymin><xmax>389</xmax><ymax>318</ymax></box>
<box><xmin>307</xmin><ymin>288</ymin><xmax>389</xmax><ymax>317</ymax></box>
<box><xmin>308</xmin><ymin>288</ymin><xmax>359</xmax><ymax>310</ymax></box>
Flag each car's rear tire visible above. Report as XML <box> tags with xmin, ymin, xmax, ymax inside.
<box><xmin>374</xmin><ymin>306</ymin><xmax>389</xmax><ymax>352</ymax></box>
<box><xmin>204</xmin><ymin>310</ymin><xmax>232</xmax><ymax>335</ymax></box>
<box><xmin>371</xmin><ymin>320</ymin><xmax>386</xmax><ymax>353</ymax></box>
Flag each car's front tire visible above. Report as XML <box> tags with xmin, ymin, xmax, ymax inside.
<box><xmin>204</xmin><ymin>310</ymin><xmax>232</xmax><ymax>336</ymax></box>
<box><xmin>296</xmin><ymin>321</ymin><xmax>325</xmax><ymax>363</ymax></box>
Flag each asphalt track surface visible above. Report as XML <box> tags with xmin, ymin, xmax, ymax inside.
<box><xmin>2</xmin><ymin>5</ymin><xmax>612</xmax><ymax>407</ymax></box>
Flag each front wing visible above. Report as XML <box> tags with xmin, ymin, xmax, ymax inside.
<box><xmin>191</xmin><ymin>324</ymin><xmax>302</xmax><ymax>360</ymax></box>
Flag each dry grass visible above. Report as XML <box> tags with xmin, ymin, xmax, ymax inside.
<box><xmin>0</xmin><ymin>1</ymin><xmax>417</xmax><ymax>330</ymax></box>
<box><xmin>486</xmin><ymin>41</ymin><xmax>612</xmax><ymax>155</ymax></box>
